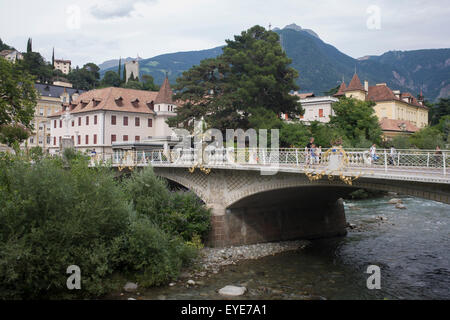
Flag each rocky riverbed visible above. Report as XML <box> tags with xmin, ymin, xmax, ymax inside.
<box><xmin>177</xmin><ymin>240</ymin><xmax>310</xmax><ymax>282</ymax></box>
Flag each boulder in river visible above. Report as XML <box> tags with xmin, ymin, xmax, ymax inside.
<box><xmin>123</xmin><ymin>282</ymin><xmax>138</xmax><ymax>293</ymax></box>
<box><xmin>396</xmin><ymin>203</ymin><xmax>407</xmax><ymax>209</ymax></box>
<box><xmin>219</xmin><ymin>285</ymin><xmax>247</xmax><ymax>297</ymax></box>
<box><xmin>389</xmin><ymin>198</ymin><xmax>403</xmax><ymax>204</ymax></box>
<box><xmin>187</xmin><ymin>280</ymin><xmax>196</xmax><ymax>286</ymax></box>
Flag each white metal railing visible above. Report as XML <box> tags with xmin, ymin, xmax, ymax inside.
<box><xmin>91</xmin><ymin>148</ymin><xmax>450</xmax><ymax>177</ymax></box>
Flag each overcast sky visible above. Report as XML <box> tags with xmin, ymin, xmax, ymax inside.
<box><xmin>1</xmin><ymin>0</ymin><xmax>449</xmax><ymax>67</ymax></box>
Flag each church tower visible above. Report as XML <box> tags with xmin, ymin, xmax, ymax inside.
<box><xmin>154</xmin><ymin>75</ymin><xmax>177</xmax><ymax>137</ymax></box>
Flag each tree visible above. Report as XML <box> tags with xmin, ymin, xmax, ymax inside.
<box><xmin>429</xmin><ymin>98</ymin><xmax>450</xmax><ymax>126</ymax></box>
<box><xmin>324</xmin><ymin>84</ymin><xmax>340</xmax><ymax>96</ymax></box>
<box><xmin>27</xmin><ymin>38</ymin><xmax>32</xmax><ymax>53</ymax></box>
<box><xmin>0</xmin><ymin>124</ymin><xmax>29</xmax><ymax>150</ymax></box>
<box><xmin>142</xmin><ymin>74</ymin><xmax>159</xmax><ymax>91</ymax></box>
<box><xmin>170</xmin><ymin>25</ymin><xmax>302</xmax><ymax>132</ymax></box>
<box><xmin>67</xmin><ymin>63</ymin><xmax>100</xmax><ymax>90</ymax></box>
<box><xmin>329</xmin><ymin>96</ymin><xmax>382</xmax><ymax>146</ymax></box>
<box><xmin>19</xmin><ymin>51</ymin><xmax>53</xmax><ymax>83</ymax></box>
<box><xmin>0</xmin><ymin>38</ymin><xmax>14</xmax><ymax>51</ymax></box>
<box><xmin>101</xmin><ymin>71</ymin><xmax>121</xmax><ymax>87</ymax></box>
<box><xmin>118</xmin><ymin>58</ymin><xmax>122</xmax><ymax>80</ymax></box>
<box><xmin>122</xmin><ymin>64</ymin><xmax>126</xmax><ymax>84</ymax></box>
<box><xmin>0</xmin><ymin>58</ymin><xmax>37</xmax><ymax>147</ymax></box>
<box><xmin>52</xmin><ymin>47</ymin><xmax>55</xmax><ymax>68</ymax></box>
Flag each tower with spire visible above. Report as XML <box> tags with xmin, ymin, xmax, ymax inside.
<box><xmin>153</xmin><ymin>75</ymin><xmax>177</xmax><ymax>137</ymax></box>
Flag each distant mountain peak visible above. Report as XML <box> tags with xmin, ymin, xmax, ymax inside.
<box><xmin>282</xmin><ymin>23</ymin><xmax>320</xmax><ymax>39</ymax></box>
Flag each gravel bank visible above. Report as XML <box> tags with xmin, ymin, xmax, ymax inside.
<box><xmin>179</xmin><ymin>240</ymin><xmax>310</xmax><ymax>281</ymax></box>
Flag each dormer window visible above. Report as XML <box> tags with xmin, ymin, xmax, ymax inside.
<box><xmin>132</xmin><ymin>98</ymin><xmax>140</xmax><ymax>104</ymax></box>
<box><xmin>115</xmin><ymin>96</ymin><xmax>123</xmax><ymax>106</ymax></box>
<box><xmin>146</xmin><ymin>100</ymin><xmax>154</xmax><ymax>111</ymax></box>
<box><xmin>92</xmin><ymin>98</ymin><xmax>102</xmax><ymax>107</ymax></box>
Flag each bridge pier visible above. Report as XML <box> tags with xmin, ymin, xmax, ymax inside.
<box><xmin>207</xmin><ymin>193</ymin><xmax>348</xmax><ymax>248</ymax></box>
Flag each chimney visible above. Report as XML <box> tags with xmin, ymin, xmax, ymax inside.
<box><xmin>393</xmin><ymin>90</ymin><xmax>401</xmax><ymax>99</ymax></box>
<box><xmin>364</xmin><ymin>80</ymin><xmax>369</xmax><ymax>92</ymax></box>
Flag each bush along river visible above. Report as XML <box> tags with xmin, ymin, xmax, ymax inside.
<box><xmin>116</xmin><ymin>194</ymin><xmax>450</xmax><ymax>300</ymax></box>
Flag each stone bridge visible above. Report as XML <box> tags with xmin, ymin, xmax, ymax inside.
<box><xmin>110</xmin><ymin>148</ymin><xmax>450</xmax><ymax>247</ymax></box>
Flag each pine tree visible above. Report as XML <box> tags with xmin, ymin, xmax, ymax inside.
<box><xmin>52</xmin><ymin>47</ymin><xmax>55</xmax><ymax>68</ymax></box>
<box><xmin>118</xmin><ymin>58</ymin><xmax>122</xmax><ymax>80</ymax></box>
<box><xmin>122</xmin><ymin>64</ymin><xmax>126</xmax><ymax>83</ymax></box>
<box><xmin>26</xmin><ymin>38</ymin><xmax>32</xmax><ymax>53</ymax></box>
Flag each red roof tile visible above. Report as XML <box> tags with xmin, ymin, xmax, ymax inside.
<box><xmin>48</xmin><ymin>87</ymin><xmax>158</xmax><ymax>117</ymax></box>
<box><xmin>334</xmin><ymin>82</ymin><xmax>347</xmax><ymax>96</ymax></box>
<box><xmin>155</xmin><ymin>76</ymin><xmax>174</xmax><ymax>104</ymax></box>
<box><xmin>344</xmin><ymin>73</ymin><xmax>364</xmax><ymax>92</ymax></box>
<box><xmin>380</xmin><ymin>118</ymin><xmax>420</xmax><ymax>133</ymax></box>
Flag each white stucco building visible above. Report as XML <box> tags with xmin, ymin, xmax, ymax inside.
<box><xmin>283</xmin><ymin>92</ymin><xmax>339</xmax><ymax>124</ymax></box>
<box><xmin>48</xmin><ymin>77</ymin><xmax>177</xmax><ymax>155</ymax></box>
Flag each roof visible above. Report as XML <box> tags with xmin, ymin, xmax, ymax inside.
<box><xmin>334</xmin><ymin>82</ymin><xmax>347</xmax><ymax>96</ymax></box>
<box><xmin>54</xmin><ymin>59</ymin><xmax>71</xmax><ymax>64</ymax></box>
<box><xmin>292</xmin><ymin>92</ymin><xmax>315</xmax><ymax>99</ymax></box>
<box><xmin>379</xmin><ymin>118</ymin><xmax>420</xmax><ymax>133</ymax></box>
<box><xmin>367</xmin><ymin>85</ymin><xmax>427</xmax><ymax>109</ymax></box>
<box><xmin>0</xmin><ymin>49</ymin><xmax>16</xmax><ymax>57</ymax></box>
<box><xmin>35</xmin><ymin>83</ymin><xmax>83</xmax><ymax>99</ymax></box>
<box><xmin>49</xmin><ymin>87</ymin><xmax>159</xmax><ymax>117</ymax></box>
<box><xmin>154</xmin><ymin>76</ymin><xmax>174</xmax><ymax>104</ymax></box>
<box><xmin>344</xmin><ymin>73</ymin><xmax>364</xmax><ymax>92</ymax></box>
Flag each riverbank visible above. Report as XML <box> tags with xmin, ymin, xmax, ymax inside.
<box><xmin>177</xmin><ymin>240</ymin><xmax>310</xmax><ymax>283</ymax></box>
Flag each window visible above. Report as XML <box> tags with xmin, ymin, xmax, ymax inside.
<box><xmin>53</xmin><ymin>137</ymin><xmax>56</xmax><ymax>145</ymax></box>
<box><xmin>54</xmin><ymin>120</ymin><xmax>57</xmax><ymax>128</ymax></box>
<box><xmin>123</xmin><ymin>116</ymin><xmax>128</xmax><ymax>126</ymax></box>
<box><xmin>94</xmin><ymin>115</ymin><xmax>97</xmax><ymax>125</ymax></box>
<box><xmin>78</xmin><ymin>117</ymin><xmax>81</xmax><ymax>126</ymax></box>
<box><xmin>86</xmin><ymin>116</ymin><xmax>89</xmax><ymax>125</ymax></box>
<box><xmin>135</xmin><ymin>117</ymin><xmax>140</xmax><ymax>127</ymax></box>
<box><xmin>319</xmin><ymin>109</ymin><xmax>324</xmax><ymax>118</ymax></box>
<box><xmin>123</xmin><ymin>135</ymin><xmax>128</xmax><ymax>142</ymax></box>
<box><xmin>30</xmin><ymin>137</ymin><xmax>34</xmax><ymax>144</ymax></box>
<box><xmin>85</xmin><ymin>135</ymin><xmax>89</xmax><ymax>144</ymax></box>
<box><xmin>111</xmin><ymin>115</ymin><xmax>116</xmax><ymax>125</ymax></box>
<box><xmin>59</xmin><ymin>120</ymin><xmax>62</xmax><ymax>128</ymax></box>
<box><xmin>39</xmin><ymin>108</ymin><xmax>44</xmax><ymax>116</ymax></box>
<box><xmin>72</xmin><ymin>120</ymin><xmax>74</xmax><ymax>127</ymax></box>
<box><xmin>71</xmin><ymin>136</ymin><xmax>74</xmax><ymax>142</ymax></box>
<box><xmin>77</xmin><ymin>135</ymin><xmax>81</xmax><ymax>145</ymax></box>
<box><xmin>135</xmin><ymin>136</ymin><xmax>140</xmax><ymax>142</ymax></box>
<box><xmin>148</xmin><ymin>119</ymin><xmax>153</xmax><ymax>127</ymax></box>
<box><xmin>111</xmin><ymin>135</ymin><xmax>116</xmax><ymax>143</ymax></box>
<box><xmin>94</xmin><ymin>134</ymin><xmax>97</xmax><ymax>145</ymax></box>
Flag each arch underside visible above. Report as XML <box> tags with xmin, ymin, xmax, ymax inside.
<box><xmin>154</xmin><ymin>167</ymin><xmax>450</xmax><ymax>206</ymax></box>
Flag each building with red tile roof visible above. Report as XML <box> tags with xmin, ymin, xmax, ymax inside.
<box><xmin>339</xmin><ymin>73</ymin><xmax>429</xmax><ymax>139</ymax></box>
<box><xmin>48</xmin><ymin>78</ymin><xmax>177</xmax><ymax>155</ymax></box>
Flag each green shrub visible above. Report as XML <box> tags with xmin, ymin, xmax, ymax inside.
<box><xmin>125</xmin><ymin>167</ymin><xmax>211</xmax><ymax>241</ymax></box>
<box><xmin>0</xmin><ymin>155</ymin><xmax>205</xmax><ymax>299</ymax></box>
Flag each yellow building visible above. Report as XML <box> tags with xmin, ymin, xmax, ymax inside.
<box><xmin>335</xmin><ymin>73</ymin><xmax>429</xmax><ymax>139</ymax></box>
<box><xmin>22</xmin><ymin>83</ymin><xmax>83</xmax><ymax>151</ymax></box>
<box><xmin>54</xmin><ymin>59</ymin><xmax>71</xmax><ymax>75</ymax></box>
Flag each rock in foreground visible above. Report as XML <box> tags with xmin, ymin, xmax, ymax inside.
<box><xmin>123</xmin><ymin>282</ymin><xmax>138</xmax><ymax>292</ymax></box>
<box><xmin>219</xmin><ymin>285</ymin><xmax>247</xmax><ymax>297</ymax></box>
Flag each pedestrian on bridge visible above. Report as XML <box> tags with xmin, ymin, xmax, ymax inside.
<box><xmin>370</xmin><ymin>144</ymin><xmax>379</xmax><ymax>164</ymax></box>
<box><xmin>389</xmin><ymin>146</ymin><xmax>397</xmax><ymax>165</ymax></box>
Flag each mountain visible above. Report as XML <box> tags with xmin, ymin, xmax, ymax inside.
<box><xmin>99</xmin><ymin>24</ymin><xmax>450</xmax><ymax>101</ymax></box>
<box><xmin>100</xmin><ymin>47</ymin><xmax>224</xmax><ymax>85</ymax></box>
<box><xmin>98</xmin><ymin>57</ymin><xmax>136</xmax><ymax>71</ymax></box>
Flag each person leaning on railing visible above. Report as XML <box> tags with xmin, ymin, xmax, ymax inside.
<box><xmin>434</xmin><ymin>146</ymin><xmax>443</xmax><ymax>167</ymax></box>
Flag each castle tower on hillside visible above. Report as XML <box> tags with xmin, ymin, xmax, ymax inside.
<box><xmin>343</xmin><ymin>73</ymin><xmax>367</xmax><ymax>100</ymax></box>
<box><xmin>125</xmin><ymin>59</ymin><xmax>140</xmax><ymax>82</ymax></box>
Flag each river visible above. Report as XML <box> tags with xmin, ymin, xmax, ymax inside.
<box><xmin>138</xmin><ymin>195</ymin><xmax>450</xmax><ymax>300</ymax></box>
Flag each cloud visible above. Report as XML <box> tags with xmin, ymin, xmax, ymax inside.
<box><xmin>90</xmin><ymin>0</ymin><xmax>156</xmax><ymax>20</ymax></box>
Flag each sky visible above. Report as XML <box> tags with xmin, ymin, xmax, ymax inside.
<box><xmin>1</xmin><ymin>0</ymin><xmax>449</xmax><ymax>67</ymax></box>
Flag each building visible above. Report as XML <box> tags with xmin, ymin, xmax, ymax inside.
<box><xmin>48</xmin><ymin>76</ymin><xmax>177</xmax><ymax>155</ymax></box>
<box><xmin>22</xmin><ymin>83</ymin><xmax>83</xmax><ymax>151</ymax></box>
<box><xmin>0</xmin><ymin>49</ymin><xmax>23</xmax><ymax>63</ymax></box>
<box><xmin>54</xmin><ymin>59</ymin><xmax>71</xmax><ymax>75</ymax></box>
<box><xmin>125</xmin><ymin>59</ymin><xmax>140</xmax><ymax>82</ymax></box>
<box><xmin>335</xmin><ymin>73</ymin><xmax>428</xmax><ymax>139</ymax></box>
<box><xmin>283</xmin><ymin>92</ymin><xmax>338</xmax><ymax>123</ymax></box>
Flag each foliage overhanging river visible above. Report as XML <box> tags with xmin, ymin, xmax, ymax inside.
<box><xmin>125</xmin><ymin>195</ymin><xmax>450</xmax><ymax>300</ymax></box>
